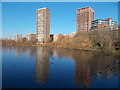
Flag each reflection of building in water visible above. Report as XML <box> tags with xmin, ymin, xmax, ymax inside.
<box><xmin>73</xmin><ymin>51</ymin><xmax>92</xmax><ymax>88</ymax></box>
<box><xmin>14</xmin><ymin>47</ymin><xmax>23</xmax><ymax>56</ymax></box>
<box><xmin>25</xmin><ymin>47</ymin><xmax>36</xmax><ymax>57</ymax></box>
<box><xmin>53</xmin><ymin>48</ymin><xmax>58</xmax><ymax>57</ymax></box>
<box><xmin>36</xmin><ymin>47</ymin><xmax>50</xmax><ymax>84</ymax></box>
<box><xmin>53</xmin><ymin>48</ymin><xmax>73</xmax><ymax>59</ymax></box>
<box><xmin>52</xmin><ymin>48</ymin><xmax>118</xmax><ymax>87</ymax></box>
<box><xmin>53</xmin><ymin>48</ymin><xmax>92</xmax><ymax>88</ymax></box>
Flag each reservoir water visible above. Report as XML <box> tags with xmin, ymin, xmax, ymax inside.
<box><xmin>2</xmin><ymin>46</ymin><xmax>120</xmax><ymax>88</ymax></box>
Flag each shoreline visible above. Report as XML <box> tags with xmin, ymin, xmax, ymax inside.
<box><xmin>1</xmin><ymin>43</ymin><xmax>97</xmax><ymax>51</ymax></box>
<box><xmin>1</xmin><ymin>43</ymin><xmax>118</xmax><ymax>55</ymax></box>
<box><xmin>1</xmin><ymin>41</ymin><xmax>120</xmax><ymax>56</ymax></box>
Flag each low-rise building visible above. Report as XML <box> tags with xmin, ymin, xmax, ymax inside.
<box><xmin>71</xmin><ymin>32</ymin><xmax>76</xmax><ymax>36</ymax></box>
<box><xmin>53</xmin><ymin>33</ymin><xmax>76</xmax><ymax>42</ymax></box>
<box><xmin>109</xmin><ymin>25</ymin><xmax>118</xmax><ymax>30</ymax></box>
<box><xmin>14</xmin><ymin>34</ymin><xmax>23</xmax><ymax>42</ymax></box>
<box><xmin>26</xmin><ymin>33</ymin><xmax>36</xmax><ymax>42</ymax></box>
<box><xmin>53</xmin><ymin>34</ymin><xmax>63</xmax><ymax>42</ymax></box>
<box><xmin>91</xmin><ymin>18</ymin><xmax>117</xmax><ymax>31</ymax></box>
<box><xmin>63</xmin><ymin>34</ymin><xmax>74</xmax><ymax>39</ymax></box>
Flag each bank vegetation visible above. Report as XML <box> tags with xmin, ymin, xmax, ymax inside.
<box><xmin>1</xmin><ymin>29</ymin><xmax>120</xmax><ymax>55</ymax></box>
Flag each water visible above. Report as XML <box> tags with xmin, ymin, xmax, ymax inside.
<box><xmin>2</xmin><ymin>46</ymin><xmax>120</xmax><ymax>88</ymax></box>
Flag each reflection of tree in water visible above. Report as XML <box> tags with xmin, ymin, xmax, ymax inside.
<box><xmin>14</xmin><ymin>46</ymin><xmax>37</xmax><ymax>57</ymax></box>
<box><xmin>52</xmin><ymin>48</ymin><xmax>119</xmax><ymax>88</ymax></box>
<box><xmin>91</xmin><ymin>53</ymin><xmax>115</xmax><ymax>78</ymax></box>
<box><xmin>53</xmin><ymin>48</ymin><xmax>73</xmax><ymax>59</ymax></box>
<box><xmin>35</xmin><ymin>47</ymin><xmax>50</xmax><ymax>84</ymax></box>
<box><xmin>2</xmin><ymin>46</ymin><xmax>14</xmax><ymax>53</ymax></box>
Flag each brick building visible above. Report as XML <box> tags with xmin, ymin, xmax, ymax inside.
<box><xmin>76</xmin><ymin>7</ymin><xmax>94</xmax><ymax>32</ymax></box>
<box><xmin>26</xmin><ymin>33</ymin><xmax>36</xmax><ymax>42</ymax></box>
<box><xmin>53</xmin><ymin>34</ymin><xmax>63</xmax><ymax>42</ymax></box>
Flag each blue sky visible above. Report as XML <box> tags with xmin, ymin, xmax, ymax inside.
<box><xmin>2</xmin><ymin>2</ymin><xmax>118</xmax><ymax>39</ymax></box>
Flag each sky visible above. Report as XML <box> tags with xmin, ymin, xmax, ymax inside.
<box><xmin>2</xmin><ymin>2</ymin><xmax>118</xmax><ymax>39</ymax></box>
<box><xmin>1</xmin><ymin>0</ymin><xmax>120</xmax><ymax>2</ymax></box>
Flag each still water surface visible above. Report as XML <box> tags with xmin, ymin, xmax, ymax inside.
<box><xmin>2</xmin><ymin>46</ymin><xmax>120</xmax><ymax>88</ymax></box>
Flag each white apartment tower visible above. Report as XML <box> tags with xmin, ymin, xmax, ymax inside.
<box><xmin>36</xmin><ymin>8</ymin><xmax>50</xmax><ymax>43</ymax></box>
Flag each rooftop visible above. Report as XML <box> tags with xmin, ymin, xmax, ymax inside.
<box><xmin>37</xmin><ymin>7</ymin><xmax>49</xmax><ymax>11</ymax></box>
<box><xmin>77</xmin><ymin>6</ymin><xmax>94</xmax><ymax>12</ymax></box>
<box><xmin>26</xmin><ymin>33</ymin><xmax>36</xmax><ymax>35</ymax></box>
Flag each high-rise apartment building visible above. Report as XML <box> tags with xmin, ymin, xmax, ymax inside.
<box><xmin>76</xmin><ymin>7</ymin><xmax>94</xmax><ymax>32</ymax></box>
<box><xmin>36</xmin><ymin>8</ymin><xmax>50</xmax><ymax>43</ymax></box>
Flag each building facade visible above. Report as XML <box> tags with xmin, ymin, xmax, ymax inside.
<box><xmin>76</xmin><ymin>7</ymin><xmax>94</xmax><ymax>32</ymax></box>
<box><xmin>26</xmin><ymin>33</ymin><xmax>36</xmax><ymax>42</ymax></box>
<box><xmin>14</xmin><ymin>34</ymin><xmax>23</xmax><ymax>42</ymax></box>
<box><xmin>91</xmin><ymin>18</ymin><xmax>117</xmax><ymax>31</ymax></box>
<box><xmin>53</xmin><ymin>34</ymin><xmax>63</xmax><ymax>42</ymax></box>
<box><xmin>36</xmin><ymin>8</ymin><xmax>50</xmax><ymax>43</ymax></box>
